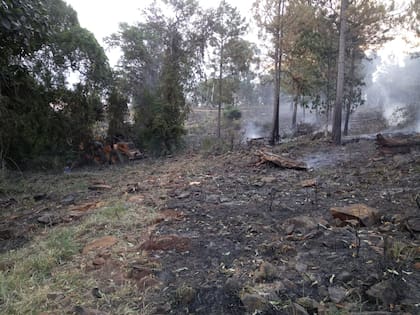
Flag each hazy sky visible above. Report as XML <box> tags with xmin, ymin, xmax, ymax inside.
<box><xmin>65</xmin><ymin>0</ymin><xmax>415</xmax><ymax>67</ymax></box>
<box><xmin>65</xmin><ymin>0</ymin><xmax>255</xmax><ymax>65</ymax></box>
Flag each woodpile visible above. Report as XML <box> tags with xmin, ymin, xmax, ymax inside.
<box><xmin>77</xmin><ymin>140</ymin><xmax>143</xmax><ymax>166</ymax></box>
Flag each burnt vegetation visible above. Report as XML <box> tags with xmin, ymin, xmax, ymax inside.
<box><xmin>0</xmin><ymin>0</ymin><xmax>420</xmax><ymax>314</ymax></box>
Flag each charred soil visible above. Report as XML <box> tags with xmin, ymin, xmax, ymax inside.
<box><xmin>0</xmin><ymin>136</ymin><xmax>419</xmax><ymax>314</ymax></box>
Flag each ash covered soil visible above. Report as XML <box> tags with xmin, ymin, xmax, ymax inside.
<box><xmin>1</xmin><ymin>137</ymin><xmax>420</xmax><ymax>314</ymax></box>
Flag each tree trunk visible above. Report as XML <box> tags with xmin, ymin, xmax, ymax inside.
<box><xmin>292</xmin><ymin>95</ymin><xmax>298</xmax><ymax>131</ymax></box>
<box><xmin>325</xmin><ymin>34</ymin><xmax>334</xmax><ymax>136</ymax></box>
<box><xmin>344</xmin><ymin>48</ymin><xmax>355</xmax><ymax>136</ymax></box>
<box><xmin>332</xmin><ymin>0</ymin><xmax>348</xmax><ymax>145</ymax></box>
<box><xmin>270</xmin><ymin>0</ymin><xmax>285</xmax><ymax>145</ymax></box>
<box><xmin>343</xmin><ymin>101</ymin><xmax>351</xmax><ymax>136</ymax></box>
<box><xmin>217</xmin><ymin>43</ymin><xmax>224</xmax><ymax>139</ymax></box>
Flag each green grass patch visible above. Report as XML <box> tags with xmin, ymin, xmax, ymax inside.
<box><xmin>0</xmin><ymin>226</ymin><xmax>81</xmax><ymax>314</ymax></box>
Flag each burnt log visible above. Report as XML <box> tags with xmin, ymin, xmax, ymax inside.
<box><xmin>256</xmin><ymin>150</ymin><xmax>307</xmax><ymax>171</ymax></box>
<box><xmin>376</xmin><ymin>133</ymin><xmax>420</xmax><ymax>148</ymax></box>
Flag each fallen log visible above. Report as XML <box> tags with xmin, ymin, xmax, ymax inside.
<box><xmin>256</xmin><ymin>150</ymin><xmax>307</xmax><ymax>171</ymax></box>
<box><xmin>376</xmin><ymin>133</ymin><xmax>420</xmax><ymax>148</ymax></box>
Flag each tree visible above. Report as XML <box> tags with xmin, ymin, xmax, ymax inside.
<box><xmin>253</xmin><ymin>0</ymin><xmax>287</xmax><ymax>144</ymax></box>
<box><xmin>279</xmin><ymin>1</ymin><xmax>327</xmax><ymax>131</ymax></box>
<box><xmin>107</xmin><ymin>0</ymin><xmax>207</xmax><ymax>154</ymax></box>
<box><xmin>0</xmin><ymin>0</ymin><xmax>111</xmax><ymax>167</ymax></box>
<box><xmin>107</xmin><ymin>78</ymin><xmax>129</xmax><ymax>140</ymax></box>
<box><xmin>332</xmin><ymin>0</ymin><xmax>348</xmax><ymax>145</ymax></box>
<box><xmin>208</xmin><ymin>0</ymin><xmax>248</xmax><ymax>138</ymax></box>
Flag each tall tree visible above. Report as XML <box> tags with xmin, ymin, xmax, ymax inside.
<box><xmin>0</xmin><ymin>0</ymin><xmax>111</xmax><ymax>166</ymax></box>
<box><xmin>253</xmin><ymin>0</ymin><xmax>286</xmax><ymax>144</ymax></box>
<box><xmin>332</xmin><ymin>0</ymin><xmax>348</xmax><ymax>145</ymax></box>
<box><xmin>107</xmin><ymin>0</ymin><xmax>207</xmax><ymax>154</ymax></box>
<box><xmin>208</xmin><ymin>0</ymin><xmax>248</xmax><ymax>138</ymax></box>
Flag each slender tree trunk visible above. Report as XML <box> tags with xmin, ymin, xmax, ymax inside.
<box><xmin>332</xmin><ymin>0</ymin><xmax>348</xmax><ymax>145</ymax></box>
<box><xmin>325</xmin><ymin>39</ymin><xmax>333</xmax><ymax>136</ymax></box>
<box><xmin>344</xmin><ymin>101</ymin><xmax>351</xmax><ymax>136</ymax></box>
<box><xmin>292</xmin><ymin>95</ymin><xmax>298</xmax><ymax>131</ymax></box>
<box><xmin>343</xmin><ymin>49</ymin><xmax>355</xmax><ymax>136</ymax></box>
<box><xmin>270</xmin><ymin>0</ymin><xmax>285</xmax><ymax>145</ymax></box>
<box><xmin>217</xmin><ymin>43</ymin><xmax>224</xmax><ymax>138</ymax></box>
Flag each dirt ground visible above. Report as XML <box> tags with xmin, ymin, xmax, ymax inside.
<box><xmin>0</xmin><ymin>135</ymin><xmax>419</xmax><ymax>314</ymax></box>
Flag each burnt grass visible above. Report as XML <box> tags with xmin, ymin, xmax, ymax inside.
<box><xmin>1</xmin><ymin>136</ymin><xmax>420</xmax><ymax>314</ymax></box>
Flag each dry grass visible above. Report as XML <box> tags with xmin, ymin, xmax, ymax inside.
<box><xmin>0</xmin><ymin>161</ymin><xmax>168</xmax><ymax>314</ymax></box>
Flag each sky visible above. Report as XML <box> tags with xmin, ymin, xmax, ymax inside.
<box><xmin>65</xmin><ymin>0</ymin><xmax>256</xmax><ymax>66</ymax></box>
<box><xmin>65</xmin><ymin>0</ymin><xmax>416</xmax><ymax>67</ymax></box>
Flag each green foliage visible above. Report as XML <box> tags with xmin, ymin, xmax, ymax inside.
<box><xmin>108</xmin><ymin>1</ymin><xmax>202</xmax><ymax>155</ymax></box>
<box><xmin>107</xmin><ymin>83</ymin><xmax>129</xmax><ymax>139</ymax></box>
<box><xmin>223</xmin><ymin>105</ymin><xmax>242</xmax><ymax>121</ymax></box>
<box><xmin>0</xmin><ymin>0</ymin><xmax>111</xmax><ymax>168</ymax></box>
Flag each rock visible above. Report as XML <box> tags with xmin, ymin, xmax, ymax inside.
<box><xmin>240</xmin><ymin>293</ymin><xmax>269</xmax><ymax>313</ymax></box>
<box><xmin>406</xmin><ymin>216</ymin><xmax>420</xmax><ymax>232</ymax></box>
<box><xmin>283</xmin><ymin>216</ymin><xmax>318</xmax><ymax>234</ymax></box>
<box><xmin>330</xmin><ymin>204</ymin><xmax>379</xmax><ymax>227</ymax></box>
<box><xmin>224</xmin><ymin>277</ymin><xmax>242</xmax><ymax>295</ymax></box>
<box><xmin>82</xmin><ymin>236</ymin><xmax>118</xmax><ymax>254</ymax></box>
<box><xmin>328</xmin><ymin>286</ymin><xmax>347</xmax><ymax>303</ymax></box>
<box><xmin>366</xmin><ymin>280</ymin><xmax>397</xmax><ymax>305</ymax></box>
<box><xmin>92</xmin><ymin>257</ymin><xmax>106</xmax><ymax>266</ymax></box>
<box><xmin>255</xmin><ymin>261</ymin><xmax>278</xmax><ymax>282</ymax></box>
<box><xmin>61</xmin><ymin>194</ymin><xmax>76</xmax><ymax>205</ymax></box>
<box><xmin>337</xmin><ymin>271</ymin><xmax>353</xmax><ymax>283</ymax></box>
<box><xmin>296</xmin><ymin>297</ymin><xmax>319</xmax><ymax>311</ymax></box>
<box><xmin>37</xmin><ymin>214</ymin><xmax>61</xmax><ymax>225</ymax></box>
<box><xmin>286</xmin><ymin>303</ymin><xmax>309</xmax><ymax>315</ymax></box>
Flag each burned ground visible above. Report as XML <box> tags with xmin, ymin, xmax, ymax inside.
<box><xmin>0</xmin><ymin>136</ymin><xmax>419</xmax><ymax>314</ymax></box>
